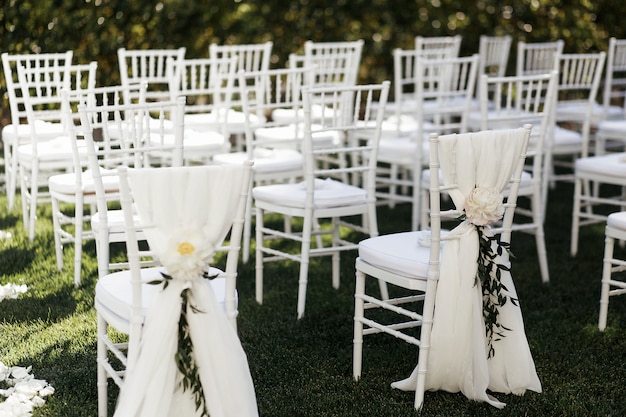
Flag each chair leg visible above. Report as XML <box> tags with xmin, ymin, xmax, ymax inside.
<box><xmin>96</xmin><ymin>234</ymin><xmax>111</xmax><ymax>279</ymax></box>
<box><xmin>255</xmin><ymin>207</ymin><xmax>265</xmax><ymax>305</ymax></box>
<box><xmin>571</xmin><ymin>177</ymin><xmax>582</xmax><ymax>256</ymax></box>
<box><xmin>297</xmin><ymin>212</ymin><xmax>313</xmax><ymax>319</ymax></box>
<box><xmin>21</xmin><ymin>166</ymin><xmax>30</xmax><ymax>237</ymax></box>
<box><xmin>73</xmin><ymin>202</ymin><xmax>84</xmax><ymax>287</ymax></box>
<box><xmin>97</xmin><ymin>314</ymin><xmax>109</xmax><ymax>417</ymax></box>
<box><xmin>331</xmin><ymin>218</ymin><xmax>340</xmax><ymax>289</ymax></box>
<box><xmin>51</xmin><ymin>197</ymin><xmax>64</xmax><ymax>272</ymax></box>
<box><xmin>599</xmin><ymin>233</ymin><xmax>615</xmax><ymax>331</ymax></box>
<box><xmin>27</xmin><ymin>167</ymin><xmax>38</xmax><ymax>242</ymax></box>
<box><xmin>532</xmin><ymin>195</ymin><xmax>550</xmax><ymax>283</ymax></box>
<box><xmin>242</xmin><ymin>191</ymin><xmax>253</xmax><ymax>264</ymax></box>
<box><xmin>353</xmin><ymin>269</ymin><xmax>366</xmax><ymax>380</ymax></box>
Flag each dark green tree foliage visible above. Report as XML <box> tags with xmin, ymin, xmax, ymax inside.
<box><xmin>0</xmin><ymin>0</ymin><xmax>624</xmax><ymax>125</ymax></box>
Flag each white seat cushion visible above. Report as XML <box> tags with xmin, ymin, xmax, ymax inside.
<box><xmin>597</xmin><ymin>119</ymin><xmax>626</xmax><ymax>137</ymax></box>
<box><xmin>254</xmin><ymin>124</ymin><xmax>342</xmax><ymax>149</ymax></box>
<box><xmin>576</xmin><ymin>153</ymin><xmax>626</xmax><ymax>180</ymax></box>
<box><xmin>48</xmin><ymin>168</ymin><xmax>119</xmax><ymax>194</ymax></box>
<box><xmin>608</xmin><ymin>211</ymin><xmax>626</xmax><ymax>231</ymax></box>
<box><xmin>213</xmin><ymin>148</ymin><xmax>303</xmax><ymax>173</ymax></box>
<box><xmin>359</xmin><ymin>231</ymin><xmax>434</xmax><ymax>279</ymax></box>
<box><xmin>253</xmin><ymin>177</ymin><xmax>367</xmax><ymax>208</ymax></box>
<box><xmin>377</xmin><ymin>136</ymin><xmax>430</xmax><ymax>165</ymax></box>
<box><xmin>1</xmin><ymin>120</ymin><xmax>66</xmax><ymax>143</ymax></box>
<box><xmin>95</xmin><ymin>266</ymin><xmax>229</xmax><ymax>332</ymax></box>
<box><xmin>17</xmin><ymin>136</ymin><xmax>86</xmax><ymax>162</ymax></box>
<box><xmin>551</xmin><ymin>125</ymin><xmax>581</xmax><ymax>146</ymax></box>
<box><xmin>151</xmin><ymin>129</ymin><xmax>230</xmax><ymax>153</ymax></box>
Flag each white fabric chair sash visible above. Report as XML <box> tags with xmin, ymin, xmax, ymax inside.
<box><xmin>392</xmin><ymin>129</ymin><xmax>541</xmax><ymax>408</ymax></box>
<box><xmin>113</xmin><ymin>165</ymin><xmax>258</xmax><ymax>417</ymax></box>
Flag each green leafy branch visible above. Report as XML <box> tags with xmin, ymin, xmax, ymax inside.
<box><xmin>475</xmin><ymin>227</ymin><xmax>519</xmax><ymax>359</ymax></box>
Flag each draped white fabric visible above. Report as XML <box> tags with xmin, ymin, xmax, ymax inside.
<box><xmin>113</xmin><ymin>166</ymin><xmax>259</xmax><ymax>417</ymax></box>
<box><xmin>391</xmin><ymin>130</ymin><xmax>542</xmax><ymax>407</ymax></box>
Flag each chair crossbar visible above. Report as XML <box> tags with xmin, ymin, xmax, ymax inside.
<box><xmin>359</xmin><ymin>317</ymin><xmax>421</xmax><ymax>346</ymax></box>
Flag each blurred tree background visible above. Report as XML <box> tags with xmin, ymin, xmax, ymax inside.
<box><xmin>1</xmin><ymin>0</ymin><xmax>624</xmax><ymax>125</ymax></box>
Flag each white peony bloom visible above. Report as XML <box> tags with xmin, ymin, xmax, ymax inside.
<box><xmin>464</xmin><ymin>187</ymin><xmax>505</xmax><ymax>226</ymax></box>
<box><xmin>159</xmin><ymin>229</ymin><xmax>214</xmax><ymax>282</ymax></box>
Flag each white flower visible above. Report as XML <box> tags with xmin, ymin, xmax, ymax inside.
<box><xmin>9</xmin><ymin>368</ymin><xmax>31</xmax><ymax>382</ymax></box>
<box><xmin>464</xmin><ymin>187</ymin><xmax>505</xmax><ymax>226</ymax></box>
<box><xmin>0</xmin><ymin>284</ymin><xmax>27</xmax><ymax>303</ymax></box>
<box><xmin>14</xmin><ymin>380</ymin><xmax>46</xmax><ymax>399</ymax></box>
<box><xmin>0</xmin><ymin>363</ymin><xmax>9</xmax><ymax>383</ymax></box>
<box><xmin>160</xmin><ymin>229</ymin><xmax>214</xmax><ymax>282</ymax></box>
<box><xmin>37</xmin><ymin>385</ymin><xmax>54</xmax><ymax>398</ymax></box>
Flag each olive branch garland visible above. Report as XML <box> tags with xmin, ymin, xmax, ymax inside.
<box><xmin>456</xmin><ymin>212</ymin><xmax>519</xmax><ymax>359</ymax></box>
<box><xmin>475</xmin><ymin>226</ymin><xmax>519</xmax><ymax>359</ymax></box>
<box><xmin>149</xmin><ymin>270</ymin><xmax>218</xmax><ymax>417</ymax></box>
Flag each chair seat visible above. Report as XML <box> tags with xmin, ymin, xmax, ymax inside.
<box><xmin>359</xmin><ymin>231</ymin><xmax>434</xmax><ymax>279</ymax></box>
<box><xmin>225</xmin><ymin>109</ymin><xmax>265</xmax><ymax>134</ymax></box>
<box><xmin>17</xmin><ymin>136</ymin><xmax>86</xmax><ymax>163</ymax></box>
<box><xmin>597</xmin><ymin>119</ymin><xmax>626</xmax><ymax>136</ymax></box>
<box><xmin>557</xmin><ymin>102</ymin><xmax>623</xmax><ymax>124</ymax></box>
<box><xmin>575</xmin><ymin>153</ymin><xmax>626</xmax><ymax>180</ymax></box>
<box><xmin>183</xmin><ymin>113</ymin><xmax>222</xmax><ymax>132</ymax></box>
<box><xmin>1</xmin><ymin>120</ymin><xmax>66</xmax><ymax>143</ymax></box>
<box><xmin>551</xmin><ymin>126</ymin><xmax>582</xmax><ymax>153</ymax></box>
<box><xmin>151</xmin><ymin>129</ymin><xmax>229</xmax><ymax>153</ymax></box>
<box><xmin>467</xmin><ymin>109</ymin><xmax>539</xmax><ymax>131</ymax></box>
<box><xmin>608</xmin><ymin>211</ymin><xmax>626</xmax><ymax>230</ymax></box>
<box><xmin>91</xmin><ymin>209</ymin><xmax>139</xmax><ymax>238</ymax></box>
<box><xmin>377</xmin><ymin>136</ymin><xmax>429</xmax><ymax>165</ymax></box>
<box><xmin>380</xmin><ymin>115</ymin><xmax>435</xmax><ymax>139</ymax></box>
<box><xmin>271</xmin><ymin>104</ymin><xmax>333</xmax><ymax>124</ymax></box>
<box><xmin>213</xmin><ymin>148</ymin><xmax>303</xmax><ymax>173</ymax></box>
<box><xmin>253</xmin><ymin>177</ymin><xmax>367</xmax><ymax>208</ymax></box>
<box><xmin>95</xmin><ymin>266</ymin><xmax>229</xmax><ymax>334</ymax></box>
<box><xmin>254</xmin><ymin>123</ymin><xmax>342</xmax><ymax>149</ymax></box>
<box><xmin>48</xmin><ymin>168</ymin><xmax>119</xmax><ymax>195</ymax></box>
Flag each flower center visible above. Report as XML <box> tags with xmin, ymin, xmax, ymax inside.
<box><xmin>177</xmin><ymin>241</ymin><xmax>195</xmax><ymax>256</ymax></box>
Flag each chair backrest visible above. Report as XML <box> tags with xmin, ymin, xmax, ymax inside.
<box><xmin>209</xmin><ymin>41</ymin><xmax>273</xmax><ymax>73</ymax></box>
<box><xmin>238</xmin><ymin>65</ymin><xmax>314</xmax><ymax>154</ymax></box>
<box><xmin>117</xmin><ymin>47</ymin><xmax>186</xmax><ymax>101</ymax></box>
<box><xmin>478</xmin><ymin>35</ymin><xmax>512</xmax><ymax>78</ymax></box>
<box><xmin>415</xmin><ymin>35</ymin><xmax>462</xmax><ymax>59</ymax></box>
<box><xmin>16</xmin><ymin>61</ymin><xmax>98</xmax><ymax>156</ymax></box>
<box><xmin>167</xmin><ymin>56</ymin><xmax>238</xmax><ymax>135</ymax></box>
<box><xmin>301</xmin><ymin>80</ymin><xmax>390</xmax><ymax>195</ymax></box>
<box><xmin>516</xmin><ymin>40</ymin><xmax>564</xmax><ymax>76</ymax></box>
<box><xmin>601</xmin><ymin>37</ymin><xmax>626</xmax><ymax>118</ymax></box>
<box><xmin>556</xmin><ymin>52</ymin><xmax>606</xmax><ymax>155</ymax></box>
<box><xmin>433</xmin><ymin>124</ymin><xmax>531</xmax><ymax>252</ymax></box>
<box><xmin>119</xmin><ymin>162</ymin><xmax>253</xmax><ymax>333</ymax></box>
<box><xmin>60</xmin><ymin>82</ymin><xmax>148</xmax><ymax>186</ymax></box>
<box><xmin>477</xmin><ymin>71</ymin><xmax>559</xmax><ymax>217</ymax></box>
<box><xmin>390</xmin><ymin>52</ymin><xmax>479</xmax><ymax>141</ymax></box>
<box><xmin>2</xmin><ymin>51</ymin><xmax>74</xmax><ymax>126</ymax></box>
<box><xmin>293</xmin><ymin>39</ymin><xmax>364</xmax><ymax>87</ymax></box>
<box><xmin>77</xmin><ymin>91</ymin><xmax>186</xmax><ymax>251</ymax></box>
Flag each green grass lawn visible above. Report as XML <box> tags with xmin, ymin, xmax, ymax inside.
<box><xmin>1</xmin><ymin>178</ymin><xmax>626</xmax><ymax>416</ymax></box>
